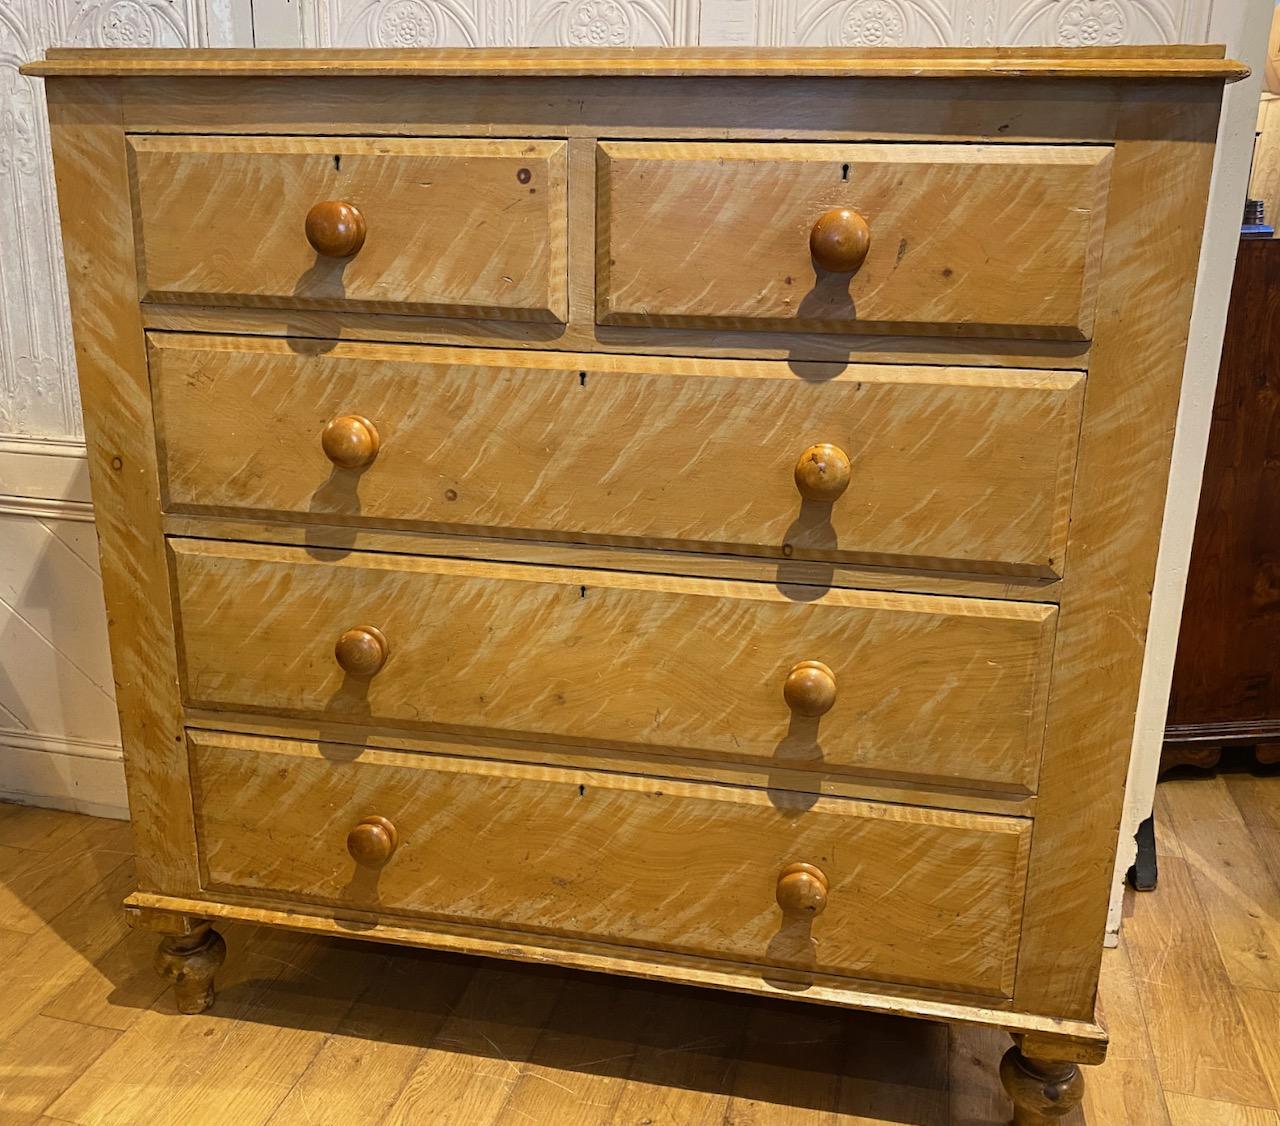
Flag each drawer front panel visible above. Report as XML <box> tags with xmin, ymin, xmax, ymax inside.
<box><xmin>190</xmin><ymin>730</ymin><xmax>1031</xmax><ymax>997</ymax></box>
<box><xmin>128</xmin><ymin>136</ymin><xmax>568</xmax><ymax>320</ymax></box>
<box><xmin>172</xmin><ymin>540</ymin><xmax>1056</xmax><ymax>792</ymax></box>
<box><xmin>152</xmin><ymin>335</ymin><xmax>1083</xmax><ymax>578</ymax></box>
<box><xmin>598</xmin><ymin>141</ymin><xmax>1112</xmax><ymax>338</ymax></box>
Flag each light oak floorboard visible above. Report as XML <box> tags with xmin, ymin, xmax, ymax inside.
<box><xmin>1236</xmin><ymin>988</ymin><xmax>1280</xmax><ymax>1110</ymax></box>
<box><xmin>0</xmin><ymin>1014</ymin><xmax>120</xmax><ymax>1122</ymax></box>
<box><xmin>1160</xmin><ymin>778</ymin><xmax>1280</xmax><ymax>991</ymax></box>
<box><xmin>1165</xmin><ymin>1093</ymin><xmax>1280</xmax><ymax>1126</ymax></box>
<box><xmin>0</xmin><ymin>776</ymin><xmax>1277</xmax><ymax>1125</ymax></box>
<box><xmin>1124</xmin><ymin>852</ymin><xmax>1274</xmax><ymax>1107</ymax></box>
<box><xmin>1083</xmin><ymin>936</ymin><xmax>1171</xmax><ymax>1126</ymax></box>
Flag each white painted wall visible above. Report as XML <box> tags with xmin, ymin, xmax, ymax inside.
<box><xmin>0</xmin><ymin>0</ymin><xmax>1263</xmax><ymax>899</ymax></box>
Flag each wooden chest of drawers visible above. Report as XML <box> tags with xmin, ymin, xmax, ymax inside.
<box><xmin>24</xmin><ymin>44</ymin><xmax>1246</xmax><ymax>1121</ymax></box>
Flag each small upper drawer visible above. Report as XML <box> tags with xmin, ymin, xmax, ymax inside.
<box><xmin>127</xmin><ymin>136</ymin><xmax>568</xmax><ymax>320</ymax></box>
<box><xmin>597</xmin><ymin>142</ymin><xmax>1112</xmax><ymax>339</ymax></box>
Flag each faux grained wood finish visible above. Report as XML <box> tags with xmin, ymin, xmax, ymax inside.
<box><xmin>28</xmin><ymin>52</ymin><xmax>1241</xmax><ymax>1085</ymax></box>
<box><xmin>188</xmin><ymin>729</ymin><xmax>1032</xmax><ymax>998</ymax></box>
<box><xmin>1014</xmin><ymin>88</ymin><xmax>1223</xmax><ymax>1019</ymax></box>
<box><xmin>22</xmin><ymin>45</ymin><xmax>1248</xmax><ymax>80</ymax></box>
<box><xmin>169</xmin><ymin>539</ymin><xmax>1057</xmax><ymax>794</ymax></box>
<box><xmin>43</xmin><ymin>81</ymin><xmax>197</xmax><ymax>893</ymax></box>
<box><xmin>127</xmin><ymin>136</ymin><xmax>568</xmax><ymax>320</ymax></box>
<box><xmin>597</xmin><ymin>142</ymin><xmax>1112</xmax><ymax>339</ymax></box>
<box><xmin>150</xmin><ymin>334</ymin><xmax>1084</xmax><ymax>578</ymax></box>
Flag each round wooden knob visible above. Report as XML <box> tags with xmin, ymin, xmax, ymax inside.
<box><xmin>794</xmin><ymin>443</ymin><xmax>851</xmax><ymax>503</ymax></box>
<box><xmin>346</xmin><ymin>815</ymin><xmax>398</xmax><ymax>867</ymax></box>
<box><xmin>322</xmin><ymin>415</ymin><xmax>380</xmax><ymax>470</ymax></box>
<box><xmin>784</xmin><ymin>660</ymin><xmax>837</xmax><ymax>718</ymax></box>
<box><xmin>809</xmin><ymin>208</ymin><xmax>871</xmax><ymax>273</ymax></box>
<box><xmin>305</xmin><ymin>200</ymin><xmax>366</xmax><ymax>258</ymax></box>
<box><xmin>776</xmin><ymin>862</ymin><xmax>829</xmax><ymax>916</ymax></box>
<box><xmin>334</xmin><ymin>625</ymin><xmax>388</xmax><ymax>678</ymax></box>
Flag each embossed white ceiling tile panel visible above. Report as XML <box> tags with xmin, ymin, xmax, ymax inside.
<box><xmin>762</xmin><ymin>0</ymin><xmax>954</xmax><ymax>47</ymax></box>
<box><xmin>308</xmin><ymin>0</ymin><xmax>489</xmax><ymax>46</ymax></box>
<box><xmin>508</xmin><ymin>0</ymin><xmax>696</xmax><ymax>47</ymax></box>
<box><xmin>998</xmin><ymin>0</ymin><xmax>1214</xmax><ymax>47</ymax></box>
<box><xmin>302</xmin><ymin>0</ymin><xmax>696</xmax><ymax>45</ymax></box>
<box><xmin>1</xmin><ymin>0</ymin><xmax>208</xmax><ymax>440</ymax></box>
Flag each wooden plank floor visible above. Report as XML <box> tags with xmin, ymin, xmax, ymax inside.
<box><xmin>1</xmin><ymin>763</ymin><xmax>1277</xmax><ymax>1126</ymax></box>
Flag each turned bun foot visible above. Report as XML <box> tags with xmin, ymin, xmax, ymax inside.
<box><xmin>154</xmin><ymin>921</ymin><xmax>227</xmax><ymax>1014</ymax></box>
<box><xmin>999</xmin><ymin>1046</ymin><xmax>1085</xmax><ymax>1125</ymax></box>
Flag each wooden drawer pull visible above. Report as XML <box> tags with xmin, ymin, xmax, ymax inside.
<box><xmin>776</xmin><ymin>862</ymin><xmax>829</xmax><ymax>916</ymax></box>
<box><xmin>305</xmin><ymin>200</ymin><xmax>367</xmax><ymax>258</ymax></box>
<box><xmin>322</xmin><ymin>415</ymin><xmax>380</xmax><ymax>470</ymax></box>
<box><xmin>784</xmin><ymin>659</ymin><xmax>837</xmax><ymax>717</ymax></box>
<box><xmin>335</xmin><ymin>625</ymin><xmax>389</xmax><ymax>678</ymax></box>
<box><xmin>809</xmin><ymin>208</ymin><xmax>871</xmax><ymax>273</ymax></box>
<box><xmin>794</xmin><ymin>443</ymin><xmax>851</xmax><ymax>503</ymax></box>
<box><xmin>346</xmin><ymin>815</ymin><xmax>398</xmax><ymax>867</ymax></box>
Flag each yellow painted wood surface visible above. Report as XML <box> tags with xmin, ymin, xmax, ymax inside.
<box><xmin>599</xmin><ymin>142</ymin><xmax>1112</xmax><ymax>339</ymax></box>
<box><xmin>21</xmin><ymin>44</ymin><xmax>1248</xmax><ymax>80</ymax></box>
<box><xmin>151</xmin><ymin>333</ymin><xmax>1083</xmax><ymax>578</ymax></box>
<box><xmin>169</xmin><ymin>538</ymin><xmax>1057</xmax><ymax>793</ymax></box>
<box><xmin>189</xmin><ymin>729</ymin><xmax>1030</xmax><ymax>997</ymax></box>
<box><xmin>128</xmin><ymin>136</ymin><xmax>569</xmax><ymax>320</ymax></box>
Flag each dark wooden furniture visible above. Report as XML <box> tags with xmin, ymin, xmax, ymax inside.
<box><xmin>1164</xmin><ymin>237</ymin><xmax>1280</xmax><ymax>772</ymax></box>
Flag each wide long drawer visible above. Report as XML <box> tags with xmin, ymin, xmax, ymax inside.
<box><xmin>151</xmin><ymin>335</ymin><xmax>1084</xmax><ymax>578</ymax></box>
<box><xmin>127</xmin><ymin>136</ymin><xmax>568</xmax><ymax>320</ymax></box>
<box><xmin>190</xmin><ymin>729</ymin><xmax>1031</xmax><ymax>997</ymax></box>
<box><xmin>171</xmin><ymin>539</ymin><xmax>1056</xmax><ymax>792</ymax></box>
<box><xmin>598</xmin><ymin>141</ymin><xmax>1112</xmax><ymax>339</ymax></box>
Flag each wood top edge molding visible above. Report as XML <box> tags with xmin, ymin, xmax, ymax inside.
<box><xmin>21</xmin><ymin>46</ymin><xmax>1249</xmax><ymax>81</ymax></box>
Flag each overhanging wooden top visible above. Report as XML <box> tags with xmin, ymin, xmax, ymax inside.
<box><xmin>21</xmin><ymin>46</ymin><xmax>1250</xmax><ymax>81</ymax></box>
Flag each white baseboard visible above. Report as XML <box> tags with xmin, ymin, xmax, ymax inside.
<box><xmin>0</xmin><ymin>728</ymin><xmax>129</xmax><ymax>820</ymax></box>
<box><xmin>0</xmin><ymin>435</ymin><xmax>94</xmax><ymax>521</ymax></box>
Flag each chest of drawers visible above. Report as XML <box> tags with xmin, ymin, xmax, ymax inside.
<box><xmin>24</xmin><ymin>45</ymin><xmax>1246</xmax><ymax>1121</ymax></box>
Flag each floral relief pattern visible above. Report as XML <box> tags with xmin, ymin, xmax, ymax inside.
<box><xmin>98</xmin><ymin>0</ymin><xmax>158</xmax><ymax>44</ymax></box>
<box><xmin>0</xmin><ymin>0</ymin><xmax>199</xmax><ymax>439</ymax></box>
<box><xmin>323</xmin><ymin>0</ymin><xmax>478</xmax><ymax>45</ymax></box>
<box><xmin>374</xmin><ymin>0</ymin><xmax>441</xmax><ymax>43</ymax></box>
<box><xmin>565</xmin><ymin>0</ymin><xmax>632</xmax><ymax>43</ymax></box>
<box><xmin>837</xmin><ymin>0</ymin><xmax>905</xmax><ymax>45</ymax></box>
<box><xmin>1055</xmin><ymin>0</ymin><xmax>1126</xmax><ymax>45</ymax></box>
<box><xmin>763</xmin><ymin>0</ymin><xmax>1208</xmax><ymax>48</ymax></box>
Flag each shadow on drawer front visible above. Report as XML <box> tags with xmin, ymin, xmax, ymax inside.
<box><xmin>127</xmin><ymin>136</ymin><xmax>568</xmax><ymax>320</ymax></box>
<box><xmin>189</xmin><ymin>729</ymin><xmax>1030</xmax><ymax>998</ymax></box>
<box><xmin>170</xmin><ymin>538</ymin><xmax>1056</xmax><ymax>794</ymax></box>
<box><xmin>151</xmin><ymin>334</ymin><xmax>1084</xmax><ymax>579</ymax></box>
<box><xmin>597</xmin><ymin>141</ymin><xmax>1112</xmax><ymax>340</ymax></box>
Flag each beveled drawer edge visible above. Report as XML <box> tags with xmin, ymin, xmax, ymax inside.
<box><xmin>182</xmin><ymin>713</ymin><xmax>1040</xmax><ymax>819</ymax></box>
<box><xmin>168</xmin><ymin>534</ymin><xmax>1058</xmax><ymax>621</ymax></box>
<box><xmin>160</xmin><ymin>514</ymin><xmax>1065</xmax><ymax>604</ymax></box>
<box><xmin>139</xmin><ymin>305</ymin><xmax>1093</xmax><ymax>371</ymax></box>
